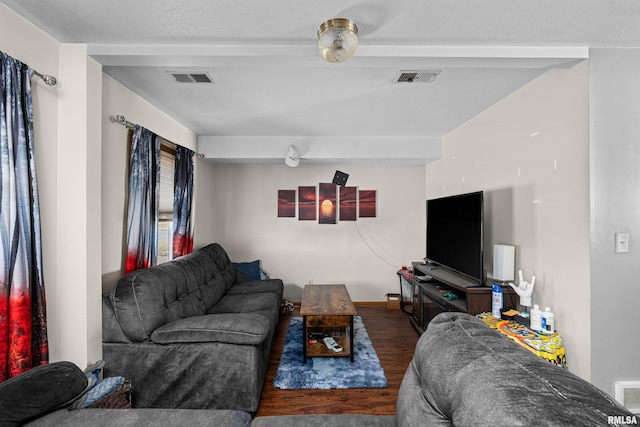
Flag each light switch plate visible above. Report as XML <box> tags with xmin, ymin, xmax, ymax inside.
<box><xmin>615</xmin><ymin>233</ymin><xmax>629</xmax><ymax>254</ymax></box>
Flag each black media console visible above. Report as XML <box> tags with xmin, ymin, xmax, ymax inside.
<box><xmin>409</xmin><ymin>262</ymin><xmax>517</xmax><ymax>335</ymax></box>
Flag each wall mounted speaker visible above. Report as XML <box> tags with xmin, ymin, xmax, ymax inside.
<box><xmin>493</xmin><ymin>244</ymin><xmax>515</xmax><ymax>281</ymax></box>
<box><xmin>332</xmin><ymin>170</ymin><xmax>349</xmax><ymax>186</ymax></box>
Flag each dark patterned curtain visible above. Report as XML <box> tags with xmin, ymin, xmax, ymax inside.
<box><xmin>125</xmin><ymin>126</ymin><xmax>161</xmax><ymax>273</ymax></box>
<box><xmin>172</xmin><ymin>146</ymin><xmax>194</xmax><ymax>259</ymax></box>
<box><xmin>0</xmin><ymin>52</ymin><xmax>48</xmax><ymax>381</ymax></box>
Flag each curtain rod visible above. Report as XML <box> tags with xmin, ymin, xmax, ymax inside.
<box><xmin>1</xmin><ymin>51</ymin><xmax>56</xmax><ymax>85</ymax></box>
<box><xmin>33</xmin><ymin>70</ymin><xmax>57</xmax><ymax>86</ymax></box>
<box><xmin>110</xmin><ymin>115</ymin><xmax>205</xmax><ymax>158</ymax></box>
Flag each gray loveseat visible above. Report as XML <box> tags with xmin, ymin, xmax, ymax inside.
<box><xmin>252</xmin><ymin>312</ymin><xmax>635</xmax><ymax>426</ymax></box>
<box><xmin>102</xmin><ymin>243</ymin><xmax>283</xmax><ymax>412</ymax></box>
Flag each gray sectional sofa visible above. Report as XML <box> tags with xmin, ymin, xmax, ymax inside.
<box><xmin>102</xmin><ymin>243</ymin><xmax>283</xmax><ymax>412</ymax></box>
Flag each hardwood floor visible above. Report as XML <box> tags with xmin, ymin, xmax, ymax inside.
<box><xmin>255</xmin><ymin>305</ymin><xmax>419</xmax><ymax>417</ymax></box>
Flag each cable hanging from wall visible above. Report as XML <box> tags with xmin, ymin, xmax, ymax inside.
<box><xmin>353</xmin><ymin>222</ymin><xmax>399</xmax><ymax>270</ymax></box>
<box><xmin>109</xmin><ymin>114</ymin><xmax>205</xmax><ymax>158</ymax></box>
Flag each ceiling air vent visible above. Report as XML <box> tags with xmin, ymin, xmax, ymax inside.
<box><xmin>170</xmin><ymin>72</ymin><xmax>214</xmax><ymax>84</ymax></box>
<box><xmin>394</xmin><ymin>70</ymin><xmax>441</xmax><ymax>84</ymax></box>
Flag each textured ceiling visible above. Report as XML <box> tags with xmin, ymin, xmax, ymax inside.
<box><xmin>3</xmin><ymin>0</ymin><xmax>639</xmax><ymax>164</ymax></box>
<box><xmin>6</xmin><ymin>0</ymin><xmax>640</xmax><ymax>46</ymax></box>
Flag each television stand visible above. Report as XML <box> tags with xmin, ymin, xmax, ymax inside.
<box><xmin>416</xmin><ymin>263</ymin><xmax>482</xmax><ymax>288</ymax></box>
<box><xmin>409</xmin><ymin>263</ymin><xmax>516</xmax><ymax>335</ymax></box>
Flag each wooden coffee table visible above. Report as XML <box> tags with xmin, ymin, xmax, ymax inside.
<box><xmin>300</xmin><ymin>284</ymin><xmax>357</xmax><ymax>362</ymax></box>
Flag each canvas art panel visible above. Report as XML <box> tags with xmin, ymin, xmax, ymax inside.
<box><xmin>340</xmin><ymin>186</ymin><xmax>357</xmax><ymax>221</ymax></box>
<box><xmin>277</xmin><ymin>189</ymin><xmax>296</xmax><ymax>217</ymax></box>
<box><xmin>319</xmin><ymin>183</ymin><xmax>337</xmax><ymax>224</ymax></box>
<box><xmin>298</xmin><ymin>186</ymin><xmax>316</xmax><ymax>221</ymax></box>
<box><xmin>359</xmin><ymin>190</ymin><xmax>377</xmax><ymax>218</ymax></box>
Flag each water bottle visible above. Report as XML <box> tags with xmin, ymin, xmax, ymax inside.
<box><xmin>541</xmin><ymin>307</ymin><xmax>555</xmax><ymax>333</ymax></box>
<box><xmin>492</xmin><ymin>284</ymin><xmax>503</xmax><ymax>319</ymax></box>
<box><xmin>530</xmin><ymin>304</ymin><xmax>542</xmax><ymax>331</ymax></box>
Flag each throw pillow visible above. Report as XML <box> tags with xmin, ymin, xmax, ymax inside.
<box><xmin>234</xmin><ymin>260</ymin><xmax>261</xmax><ymax>280</ymax></box>
<box><xmin>0</xmin><ymin>361</ymin><xmax>89</xmax><ymax>426</ymax></box>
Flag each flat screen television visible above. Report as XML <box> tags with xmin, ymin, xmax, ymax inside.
<box><xmin>426</xmin><ymin>191</ymin><xmax>484</xmax><ymax>285</ymax></box>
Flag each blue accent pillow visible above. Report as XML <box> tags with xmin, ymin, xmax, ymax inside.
<box><xmin>234</xmin><ymin>260</ymin><xmax>261</xmax><ymax>280</ymax></box>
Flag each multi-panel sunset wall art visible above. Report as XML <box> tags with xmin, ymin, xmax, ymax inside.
<box><xmin>277</xmin><ymin>183</ymin><xmax>376</xmax><ymax>223</ymax></box>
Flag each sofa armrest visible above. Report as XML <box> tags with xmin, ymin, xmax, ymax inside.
<box><xmin>150</xmin><ymin>313</ymin><xmax>271</xmax><ymax>345</ymax></box>
<box><xmin>102</xmin><ymin>293</ymin><xmax>131</xmax><ymax>343</ymax></box>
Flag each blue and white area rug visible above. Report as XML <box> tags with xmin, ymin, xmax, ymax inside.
<box><xmin>273</xmin><ymin>316</ymin><xmax>388</xmax><ymax>389</ymax></box>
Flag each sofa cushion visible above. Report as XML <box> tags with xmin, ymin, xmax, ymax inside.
<box><xmin>25</xmin><ymin>408</ymin><xmax>252</xmax><ymax>427</ymax></box>
<box><xmin>226</xmin><ymin>279</ymin><xmax>284</xmax><ymax>297</ymax></box>
<box><xmin>151</xmin><ymin>313</ymin><xmax>272</xmax><ymax>345</ymax></box>
<box><xmin>201</xmin><ymin>243</ymin><xmax>238</xmax><ymax>293</ymax></box>
<box><xmin>398</xmin><ymin>312</ymin><xmax>634</xmax><ymax>426</ymax></box>
<box><xmin>111</xmin><ymin>247</ymin><xmax>227</xmax><ymax>341</ymax></box>
<box><xmin>172</xmin><ymin>247</ymin><xmax>230</xmax><ymax>310</ymax></box>
<box><xmin>207</xmin><ymin>292</ymin><xmax>281</xmax><ymax>317</ymax></box>
<box><xmin>0</xmin><ymin>362</ymin><xmax>89</xmax><ymax>427</ymax></box>
<box><xmin>251</xmin><ymin>414</ymin><xmax>396</xmax><ymax>427</ymax></box>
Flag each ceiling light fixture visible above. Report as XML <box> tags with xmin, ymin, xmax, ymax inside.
<box><xmin>317</xmin><ymin>18</ymin><xmax>359</xmax><ymax>63</ymax></box>
<box><xmin>285</xmin><ymin>145</ymin><xmax>300</xmax><ymax>167</ymax></box>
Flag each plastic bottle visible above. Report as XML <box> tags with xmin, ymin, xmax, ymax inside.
<box><xmin>541</xmin><ymin>307</ymin><xmax>555</xmax><ymax>333</ymax></box>
<box><xmin>491</xmin><ymin>284</ymin><xmax>503</xmax><ymax>319</ymax></box>
<box><xmin>530</xmin><ymin>304</ymin><xmax>542</xmax><ymax>331</ymax></box>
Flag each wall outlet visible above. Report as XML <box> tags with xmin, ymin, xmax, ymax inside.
<box><xmin>615</xmin><ymin>381</ymin><xmax>640</xmax><ymax>414</ymax></box>
<box><xmin>615</xmin><ymin>233</ymin><xmax>629</xmax><ymax>254</ymax></box>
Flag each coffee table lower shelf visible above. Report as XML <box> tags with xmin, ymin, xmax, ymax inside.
<box><xmin>303</xmin><ymin>315</ymin><xmax>354</xmax><ymax>362</ymax></box>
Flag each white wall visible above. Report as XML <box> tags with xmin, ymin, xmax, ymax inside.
<box><xmin>101</xmin><ymin>75</ymin><xmax>204</xmax><ymax>291</ymax></box>
<box><xmin>56</xmin><ymin>44</ymin><xmax>103</xmax><ymax>367</ymax></box>
<box><xmin>589</xmin><ymin>48</ymin><xmax>640</xmax><ymax>395</ymax></box>
<box><xmin>193</xmin><ymin>159</ymin><xmax>216</xmax><ymax>250</ymax></box>
<box><xmin>213</xmin><ymin>165</ymin><xmax>425</xmax><ymax>302</ymax></box>
<box><xmin>426</xmin><ymin>61</ymin><xmax>591</xmax><ymax>379</ymax></box>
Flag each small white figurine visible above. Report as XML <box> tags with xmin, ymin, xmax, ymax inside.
<box><xmin>508</xmin><ymin>270</ymin><xmax>535</xmax><ymax>307</ymax></box>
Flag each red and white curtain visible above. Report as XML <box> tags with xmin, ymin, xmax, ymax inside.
<box><xmin>0</xmin><ymin>52</ymin><xmax>48</xmax><ymax>381</ymax></box>
<box><xmin>125</xmin><ymin>125</ymin><xmax>161</xmax><ymax>274</ymax></box>
<box><xmin>172</xmin><ymin>146</ymin><xmax>194</xmax><ymax>259</ymax></box>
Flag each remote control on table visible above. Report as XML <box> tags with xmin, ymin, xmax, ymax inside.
<box><xmin>323</xmin><ymin>336</ymin><xmax>343</xmax><ymax>353</ymax></box>
<box><xmin>308</xmin><ymin>332</ymin><xmax>326</xmax><ymax>340</ymax></box>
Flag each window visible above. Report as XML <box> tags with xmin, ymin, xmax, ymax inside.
<box><xmin>157</xmin><ymin>143</ymin><xmax>175</xmax><ymax>264</ymax></box>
